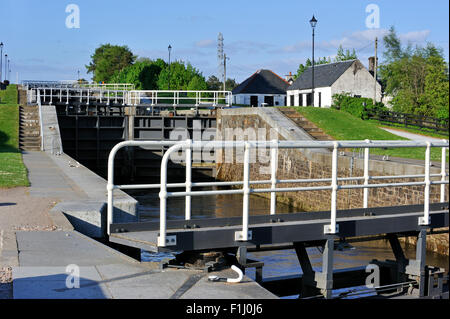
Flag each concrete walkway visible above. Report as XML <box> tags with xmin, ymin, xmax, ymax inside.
<box><xmin>2</xmin><ymin>150</ymin><xmax>276</xmax><ymax>299</ymax></box>
<box><xmin>380</xmin><ymin>127</ymin><xmax>447</xmax><ymax>142</ymax></box>
<box><xmin>12</xmin><ymin>230</ymin><xmax>276</xmax><ymax>299</ymax></box>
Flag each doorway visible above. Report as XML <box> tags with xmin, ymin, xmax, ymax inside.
<box><xmin>250</xmin><ymin>96</ymin><xmax>258</xmax><ymax>107</ymax></box>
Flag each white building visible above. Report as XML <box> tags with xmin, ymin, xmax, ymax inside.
<box><xmin>232</xmin><ymin>69</ymin><xmax>290</xmax><ymax>107</ymax></box>
<box><xmin>287</xmin><ymin>59</ymin><xmax>382</xmax><ymax>108</ymax></box>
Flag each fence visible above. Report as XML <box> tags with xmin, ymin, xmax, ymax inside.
<box><xmin>366</xmin><ymin>109</ymin><xmax>449</xmax><ymax>133</ymax></box>
<box><xmin>107</xmin><ymin>139</ymin><xmax>449</xmax><ymax>247</ymax></box>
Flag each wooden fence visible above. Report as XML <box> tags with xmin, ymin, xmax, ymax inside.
<box><xmin>366</xmin><ymin>109</ymin><xmax>449</xmax><ymax>134</ymax></box>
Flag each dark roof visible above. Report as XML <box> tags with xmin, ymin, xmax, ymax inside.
<box><xmin>288</xmin><ymin>60</ymin><xmax>357</xmax><ymax>90</ymax></box>
<box><xmin>232</xmin><ymin>69</ymin><xmax>290</xmax><ymax>95</ymax></box>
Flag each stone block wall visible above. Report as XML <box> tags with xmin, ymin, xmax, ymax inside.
<box><xmin>216</xmin><ymin>108</ymin><xmax>449</xmax><ymax>255</ymax></box>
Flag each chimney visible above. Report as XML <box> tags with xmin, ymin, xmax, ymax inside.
<box><xmin>285</xmin><ymin>72</ymin><xmax>294</xmax><ymax>84</ymax></box>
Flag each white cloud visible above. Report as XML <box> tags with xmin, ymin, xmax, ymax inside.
<box><xmin>398</xmin><ymin>30</ymin><xmax>431</xmax><ymax>43</ymax></box>
<box><xmin>281</xmin><ymin>28</ymin><xmax>431</xmax><ymax>54</ymax></box>
<box><xmin>194</xmin><ymin>39</ymin><xmax>215</xmax><ymax>48</ymax></box>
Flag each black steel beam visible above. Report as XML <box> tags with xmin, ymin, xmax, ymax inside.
<box><xmin>111</xmin><ymin>203</ymin><xmax>448</xmax><ymax>233</ymax></box>
<box><xmin>109</xmin><ymin>208</ymin><xmax>448</xmax><ymax>253</ymax></box>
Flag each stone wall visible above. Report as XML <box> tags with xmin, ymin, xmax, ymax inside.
<box><xmin>216</xmin><ymin>107</ymin><xmax>449</xmax><ymax>255</ymax></box>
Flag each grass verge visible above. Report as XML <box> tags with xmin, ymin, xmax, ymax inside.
<box><xmin>290</xmin><ymin>107</ymin><xmax>448</xmax><ymax>162</ymax></box>
<box><xmin>0</xmin><ymin>85</ymin><xmax>29</xmax><ymax>188</ymax></box>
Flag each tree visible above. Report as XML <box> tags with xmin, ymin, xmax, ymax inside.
<box><xmin>187</xmin><ymin>76</ymin><xmax>208</xmax><ymax>97</ymax></box>
<box><xmin>379</xmin><ymin>27</ymin><xmax>449</xmax><ymax>119</ymax></box>
<box><xmin>225</xmin><ymin>78</ymin><xmax>238</xmax><ymax>91</ymax></box>
<box><xmin>418</xmin><ymin>55</ymin><xmax>449</xmax><ymax>118</ymax></box>
<box><xmin>111</xmin><ymin>58</ymin><xmax>166</xmax><ymax>90</ymax></box>
<box><xmin>156</xmin><ymin>61</ymin><xmax>206</xmax><ymax>90</ymax></box>
<box><xmin>86</xmin><ymin>44</ymin><xmax>135</xmax><ymax>82</ymax></box>
<box><xmin>334</xmin><ymin>45</ymin><xmax>357</xmax><ymax>62</ymax></box>
<box><xmin>206</xmin><ymin>75</ymin><xmax>221</xmax><ymax>90</ymax></box>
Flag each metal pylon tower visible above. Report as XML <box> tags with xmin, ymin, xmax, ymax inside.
<box><xmin>217</xmin><ymin>33</ymin><xmax>224</xmax><ymax>82</ymax></box>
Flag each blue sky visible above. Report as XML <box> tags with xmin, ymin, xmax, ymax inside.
<box><xmin>0</xmin><ymin>0</ymin><xmax>448</xmax><ymax>83</ymax></box>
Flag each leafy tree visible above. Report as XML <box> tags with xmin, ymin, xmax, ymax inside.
<box><xmin>334</xmin><ymin>45</ymin><xmax>357</xmax><ymax>62</ymax></box>
<box><xmin>379</xmin><ymin>27</ymin><xmax>449</xmax><ymax>119</ymax></box>
<box><xmin>206</xmin><ymin>75</ymin><xmax>222</xmax><ymax>90</ymax></box>
<box><xmin>187</xmin><ymin>76</ymin><xmax>208</xmax><ymax>97</ymax></box>
<box><xmin>225</xmin><ymin>78</ymin><xmax>238</xmax><ymax>91</ymax></box>
<box><xmin>157</xmin><ymin>61</ymin><xmax>206</xmax><ymax>90</ymax></box>
<box><xmin>86</xmin><ymin>44</ymin><xmax>135</xmax><ymax>82</ymax></box>
<box><xmin>111</xmin><ymin>58</ymin><xmax>166</xmax><ymax>90</ymax></box>
<box><xmin>206</xmin><ymin>75</ymin><xmax>238</xmax><ymax>91</ymax></box>
<box><xmin>418</xmin><ymin>55</ymin><xmax>449</xmax><ymax>118</ymax></box>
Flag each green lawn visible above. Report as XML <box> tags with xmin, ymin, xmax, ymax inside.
<box><xmin>289</xmin><ymin>106</ymin><xmax>448</xmax><ymax>162</ymax></box>
<box><xmin>0</xmin><ymin>85</ymin><xmax>29</xmax><ymax>188</ymax></box>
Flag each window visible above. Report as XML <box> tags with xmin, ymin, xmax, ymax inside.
<box><xmin>319</xmin><ymin>92</ymin><xmax>322</xmax><ymax>107</ymax></box>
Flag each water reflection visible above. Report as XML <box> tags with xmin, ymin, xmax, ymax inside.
<box><xmin>133</xmin><ymin>191</ymin><xmax>297</xmax><ymax>222</ymax></box>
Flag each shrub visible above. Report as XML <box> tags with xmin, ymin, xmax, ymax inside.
<box><xmin>332</xmin><ymin>93</ymin><xmax>387</xmax><ymax>119</ymax></box>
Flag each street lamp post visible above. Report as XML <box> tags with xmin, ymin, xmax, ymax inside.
<box><xmin>4</xmin><ymin>54</ymin><xmax>7</xmax><ymax>82</ymax></box>
<box><xmin>168</xmin><ymin>45</ymin><xmax>172</xmax><ymax>90</ymax></box>
<box><xmin>310</xmin><ymin>15</ymin><xmax>317</xmax><ymax>107</ymax></box>
<box><xmin>7</xmin><ymin>59</ymin><xmax>10</xmax><ymax>82</ymax></box>
<box><xmin>0</xmin><ymin>42</ymin><xmax>3</xmax><ymax>82</ymax></box>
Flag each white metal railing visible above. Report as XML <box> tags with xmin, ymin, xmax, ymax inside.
<box><xmin>32</xmin><ymin>87</ymin><xmax>128</xmax><ymax>105</ymax></box>
<box><xmin>22</xmin><ymin>81</ymin><xmax>135</xmax><ymax>91</ymax></box>
<box><xmin>127</xmin><ymin>90</ymin><xmax>232</xmax><ymax>107</ymax></box>
<box><xmin>107</xmin><ymin>139</ymin><xmax>449</xmax><ymax>246</ymax></box>
<box><xmin>77</xmin><ymin>83</ymin><xmax>135</xmax><ymax>90</ymax></box>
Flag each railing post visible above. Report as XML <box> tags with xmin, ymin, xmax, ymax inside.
<box><xmin>441</xmin><ymin>140</ymin><xmax>447</xmax><ymax>203</ymax></box>
<box><xmin>159</xmin><ymin>151</ymin><xmax>169</xmax><ymax>247</ymax></box>
<box><xmin>106</xmin><ymin>145</ymin><xmax>118</xmax><ymax>236</ymax></box>
<box><xmin>363</xmin><ymin>139</ymin><xmax>370</xmax><ymax>208</ymax></box>
<box><xmin>270</xmin><ymin>140</ymin><xmax>278</xmax><ymax>215</ymax></box>
<box><xmin>242</xmin><ymin>142</ymin><xmax>251</xmax><ymax>241</ymax></box>
<box><xmin>185</xmin><ymin>139</ymin><xmax>192</xmax><ymax>220</ymax></box>
<box><xmin>419</xmin><ymin>142</ymin><xmax>431</xmax><ymax>225</ymax></box>
<box><xmin>325</xmin><ymin>141</ymin><xmax>339</xmax><ymax>234</ymax></box>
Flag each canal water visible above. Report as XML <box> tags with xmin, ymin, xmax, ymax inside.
<box><xmin>130</xmin><ymin>191</ymin><xmax>448</xmax><ymax>298</ymax></box>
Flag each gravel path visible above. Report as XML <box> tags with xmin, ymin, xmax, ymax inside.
<box><xmin>0</xmin><ymin>187</ymin><xmax>58</xmax><ymax>231</ymax></box>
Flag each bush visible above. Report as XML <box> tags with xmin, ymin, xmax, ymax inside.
<box><xmin>332</xmin><ymin>93</ymin><xmax>387</xmax><ymax>119</ymax></box>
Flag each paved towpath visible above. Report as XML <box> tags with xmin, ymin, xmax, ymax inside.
<box><xmin>380</xmin><ymin>127</ymin><xmax>447</xmax><ymax>142</ymax></box>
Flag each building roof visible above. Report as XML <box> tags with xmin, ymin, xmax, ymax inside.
<box><xmin>288</xmin><ymin>60</ymin><xmax>357</xmax><ymax>91</ymax></box>
<box><xmin>232</xmin><ymin>69</ymin><xmax>290</xmax><ymax>95</ymax></box>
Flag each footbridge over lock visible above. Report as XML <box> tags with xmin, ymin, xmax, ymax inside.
<box><xmin>106</xmin><ymin>139</ymin><xmax>449</xmax><ymax>299</ymax></box>
<box><xmin>25</xmin><ymin>83</ymin><xmax>232</xmax><ymax>183</ymax></box>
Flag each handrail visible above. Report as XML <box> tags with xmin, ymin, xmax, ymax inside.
<box><xmin>37</xmin><ymin>90</ymin><xmax>44</xmax><ymax>151</ymax></box>
<box><xmin>21</xmin><ymin>81</ymin><xmax>135</xmax><ymax>90</ymax></box>
<box><xmin>107</xmin><ymin>139</ymin><xmax>449</xmax><ymax>247</ymax></box>
<box><xmin>127</xmin><ymin>90</ymin><xmax>233</xmax><ymax>107</ymax></box>
<box><xmin>29</xmin><ymin>88</ymin><xmax>233</xmax><ymax>108</ymax></box>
